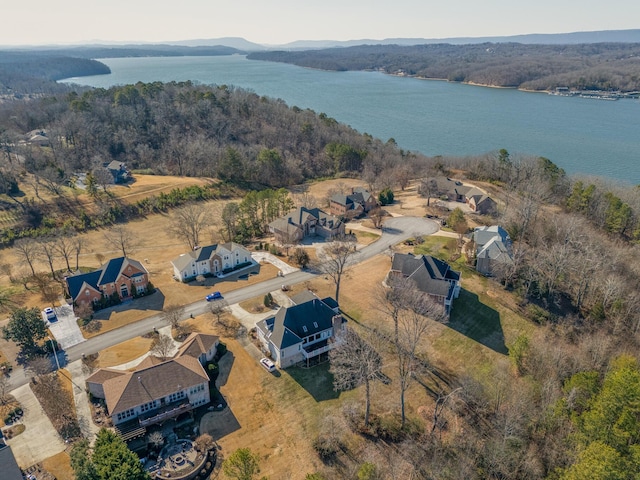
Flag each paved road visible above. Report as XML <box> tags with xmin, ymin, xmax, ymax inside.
<box><xmin>7</xmin><ymin>216</ymin><xmax>438</xmax><ymax>391</ymax></box>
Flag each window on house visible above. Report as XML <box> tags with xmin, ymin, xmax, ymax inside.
<box><xmin>302</xmin><ymin>325</ymin><xmax>307</xmax><ymax>333</ymax></box>
<box><xmin>85</xmin><ymin>290</ymin><xmax>90</xmax><ymax>295</ymax></box>
<box><xmin>313</xmin><ymin>322</ymin><xmax>318</xmax><ymax>328</ymax></box>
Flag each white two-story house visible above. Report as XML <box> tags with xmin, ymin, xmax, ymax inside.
<box><xmin>171</xmin><ymin>242</ymin><xmax>253</xmax><ymax>282</ymax></box>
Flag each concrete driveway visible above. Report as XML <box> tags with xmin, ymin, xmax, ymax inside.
<box><xmin>48</xmin><ymin>303</ymin><xmax>85</xmax><ymax>349</ymax></box>
<box><xmin>5</xmin><ymin>384</ymin><xmax>66</xmax><ymax>468</ymax></box>
<box><xmin>252</xmin><ymin>252</ymin><xmax>299</xmax><ymax>275</ymax></box>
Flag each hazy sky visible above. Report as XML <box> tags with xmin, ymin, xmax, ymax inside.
<box><xmin>3</xmin><ymin>0</ymin><xmax>640</xmax><ymax>46</ymax></box>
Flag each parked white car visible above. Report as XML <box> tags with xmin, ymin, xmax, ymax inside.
<box><xmin>260</xmin><ymin>357</ymin><xmax>276</xmax><ymax>372</ymax></box>
<box><xmin>43</xmin><ymin>307</ymin><xmax>57</xmax><ymax>322</ymax></box>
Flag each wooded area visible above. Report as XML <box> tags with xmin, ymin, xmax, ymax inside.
<box><xmin>248</xmin><ymin>42</ymin><xmax>640</xmax><ymax>91</ymax></box>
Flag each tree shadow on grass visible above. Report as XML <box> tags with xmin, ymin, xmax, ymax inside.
<box><xmin>286</xmin><ymin>361</ymin><xmax>340</xmax><ymax>402</ymax></box>
<box><xmin>447</xmin><ymin>289</ymin><xmax>508</xmax><ymax>355</ymax></box>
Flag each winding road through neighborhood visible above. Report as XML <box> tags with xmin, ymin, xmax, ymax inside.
<box><xmin>7</xmin><ymin>216</ymin><xmax>438</xmax><ymax>391</ymax></box>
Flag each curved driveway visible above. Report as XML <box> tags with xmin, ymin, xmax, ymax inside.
<box><xmin>8</xmin><ymin>217</ymin><xmax>439</xmax><ymax>391</ymax></box>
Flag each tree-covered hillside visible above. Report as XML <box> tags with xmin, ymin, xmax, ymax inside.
<box><xmin>248</xmin><ymin>42</ymin><xmax>640</xmax><ymax>92</ymax></box>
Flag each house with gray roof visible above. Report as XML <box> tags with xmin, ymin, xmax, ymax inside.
<box><xmin>256</xmin><ymin>292</ymin><xmax>345</xmax><ymax>368</ymax></box>
<box><xmin>268</xmin><ymin>207</ymin><xmax>344</xmax><ymax>244</ymax></box>
<box><xmin>171</xmin><ymin>242</ymin><xmax>252</xmax><ymax>282</ymax></box>
<box><xmin>0</xmin><ymin>433</ymin><xmax>22</xmax><ymax>480</ymax></box>
<box><xmin>473</xmin><ymin>225</ymin><xmax>513</xmax><ymax>275</ymax></box>
<box><xmin>104</xmin><ymin>160</ymin><xmax>130</xmax><ymax>183</ymax></box>
<box><xmin>86</xmin><ymin>333</ymin><xmax>218</xmax><ymax>436</ymax></box>
<box><xmin>329</xmin><ymin>187</ymin><xmax>378</xmax><ymax>219</ymax></box>
<box><xmin>65</xmin><ymin>256</ymin><xmax>149</xmax><ymax>309</ymax></box>
<box><xmin>387</xmin><ymin>253</ymin><xmax>461</xmax><ymax>315</ymax></box>
<box><xmin>430</xmin><ymin>177</ymin><xmax>496</xmax><ymax>214</ymax></box>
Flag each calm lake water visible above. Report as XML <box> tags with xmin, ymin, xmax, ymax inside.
<box><xmin>62</xmin><ymin>55</ymin><xmax>640</xmax><ymax>184</ymax></box>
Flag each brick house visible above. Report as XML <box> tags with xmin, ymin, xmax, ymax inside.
<box><xmin>329</xmin><ymin>187</ymin><xmax>378</xmax><ymax>219</ymax></box>
<box><xmin>268</xmin><ymin>207</ymin><xmax>344</xmax><ymax>244</ymax></box>
<box><xmin>66</xmin><ymin>257</ymin><xmax>149</xmax><ymax>309</ymax></box>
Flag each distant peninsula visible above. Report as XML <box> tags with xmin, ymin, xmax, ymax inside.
<box><xmin>247</xmin><ymin>42</ymin><xmax>640</xmax><ymax>93</ymax></box>
<box><xmin>0</xmin><ymin>45</ymin><xmax>245</xmax><ymax>95</ymax></box>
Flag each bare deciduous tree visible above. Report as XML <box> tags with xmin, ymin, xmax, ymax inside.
<box><xmin>220</xmin><ymin>202</ymin><xmax>240</xmax><ymax>243</ymax></box>
<box><xmin>294</xmin><ymin>191</ymin><xmax>318</xmax><ymax>209</ymax></box>
<box><xmin>329</xmin><ymin>328</ymin><xmax>383</xmax><ymax>427</ymax></box>
<box><xmin>210</xmin><ymin>299</ymin><xmax>230</xmax><ymax>324</ymax></box>
<box><xmin>54</xmin><ymin>233</ymin><xmax>75</xmax><ymax>273</ymax></box>
<box><xmin>397</xmin><ymin>309</ymin><xmax>430</xmax><ymax>427</ymax></box>
<box><xmin>150</xmin><ymin>334</ymin><xmax>174</xmax><ymax>361</ymax></box>
<box><xmin>162</xmin><ymin>304</ymin><xmax>185</xmax><ymax>329</ymax></box>
<box><xmin>148</xmin><ymin>431</ymin><xmax>165</xmax><ymax>450</ymax></box>
<box><xmin>39</xmin><ymin>238</ymin><xmax>58</xmax><ymax>279</ymax></box>
<box><xmin>317</xmin><ymin>234</ymin><xmax>356</xmax><ymax>303</ymax></box>
<box><xmin>170</xmin><ymin>203</ymin><xmax>210</xmax><ymax>250</ymax></box>
<box><xmin>27</xmin><ymin>355</ymin><xmax>53</xmax><ymax>378</ymax></box>
<box><xmin>92</xmin><ymin>167</ymin><xmax>113</xmax><ymax>193</ymax></box>
<box><xmin>72</xmin><ymin>236</ymin><xmax>86</xmax><ymax>271</ymax></box>
<box><xmin>369</xmin><ymin>207</ymin><xmax>385</xmax><ymax>229</ymax></box>
<box><xmin>104</xmin><ymin>225</ymin><xmax>137</xmax><ymax>257</ymax></box>
<box><xmin>194</xmin><ymin>433</ymin><xmax>215</xmax><ymax>453</ymax></box>
<box><xmin>14</xmin><ymin>238</ymin><xmax>40</xmax><ymax>277</ymax></box>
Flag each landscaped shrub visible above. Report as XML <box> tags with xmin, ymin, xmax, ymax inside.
<box><xmin>312</xmin><ymin>434</ymin><xmax>341</xmax><ymax>461</ymax></box>
<box><xmin>215</xmin><ymin>342</ymin><xmax>227</xmax><ymax>360</ymax></box>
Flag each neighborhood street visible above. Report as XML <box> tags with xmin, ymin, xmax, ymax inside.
<box><xmin>6</xmin><ymin>216</ymin><xmax>438</xmax><ymax>391</ymax></box>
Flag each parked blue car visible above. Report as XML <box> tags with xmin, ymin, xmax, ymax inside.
<box><xmin>206</xmin><ymin>291</ymin><xmax>223</xmax><ymax>301</ymax></box>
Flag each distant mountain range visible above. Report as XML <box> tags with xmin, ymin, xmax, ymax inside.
<box><xmin>4</xmin><ymin>29</ymin><xmax>640</xmax><ymax>53</ymax></box>
<box><xmin>270</xmin><ymin>29</ymin><xmax>640</xmax><ymax>50</ymax></box>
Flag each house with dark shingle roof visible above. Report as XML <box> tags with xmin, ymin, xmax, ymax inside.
<box><xmin>473</xmin><ymin>225</ymin><xmax>513</xmax><ymax>275</ymax></box>
<box><xmin>268</xmin><ymin>207</ymin><xmax>344</xmax><ymax>244</ymax></box>
<box><xmin>65</xmin><ymin>256</ymin><xmax>149</xmax><ymax>309</ymax></box>
<box><xmin>431</xmin><ymin>177</ymin><xmax>496</xmax><ymax>214</ymax></box>
<box><xmin>86</xmin><ymin>333</ymin><xmax>218</xmax><ymax>428</ymax></box>
<box><xmin>170</xmin><ymin>242</ymin><xmax>252</xmax><ymax>282</ymax></box>
<box><xmin>387</xmin><ymin>253</ymin><xmax>461</xmax><ymax>315</ymax></box>
<box><xmin>0</xmin><ymin>433</ymin><xmax>22</xmax><ymax>480</ymax></box>
<box><xmin>256</xmin><ymin>291</ymin><xmax>345</xmax><ymax>368</ymax></box>
<box><xmin>329</xmin><ymin>187</ymin><xmax>378</xmax><ymax>219</ymax></box>
<box><xmin>104</xmin><ymin>160</ymin><xmax>130</xmax><ymax>183</ymax></box>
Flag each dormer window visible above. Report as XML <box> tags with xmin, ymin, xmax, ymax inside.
<box><xmin>313</xmin><ymin>322</ymin><xmax>318</xmax><ymax>328</ymax></box>
<box><xmin>302</xmin><ymin>326</ymin><xmax>308</xmax><ymax>333</ymax></box>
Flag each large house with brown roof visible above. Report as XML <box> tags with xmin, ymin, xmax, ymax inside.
<box><xmin>387</xmin><ymin>253</ymin><xmax>461</xmax><ymax>315</ymax></box>
<box><xmin>268</xmin><ymin>207</ymin><xmax>344</xmax><ymax>244</ymax></box>
<box><xmin>65</xmin><ymin>257</ymin><xmax>149</xmax><ymax>309</ymax></box>
<box><xmin>86</xmin><ymin>333</ymin><xmax>218</xmax><ymax>430</ymax></box>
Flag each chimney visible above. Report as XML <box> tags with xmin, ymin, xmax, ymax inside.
<box><xmin>332</xmin><ymin>314</ymin><xmax>344</xmax><ymax>337</ymax></box>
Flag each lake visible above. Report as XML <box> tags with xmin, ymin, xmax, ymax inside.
<box><xmin>62</xmin><ymin>55</ymin><xmax>640</xmax><ymax>184</ymax></box>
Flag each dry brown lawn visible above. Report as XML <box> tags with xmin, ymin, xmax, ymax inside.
<box><xmin>41</xmin><ymin>451</ymin><xmax>74</xmax><ymax>480</ymax></box>
<box><xmin>303</xmin><ymin>178</ymin><xmax>369</xmax><ymax>205</ymax></box>
<box><xmin>205</xmin><ymin>337</ymin><xmax>335</xmax><ymax>477</ymax></box>
<box><xmin>80</xmin><ymin>259</ymin><xmax>279</xmax><ymax>339</ymax></box>
<box><xmin>94</xmin><ymin>336</ymin><xmax>154</xmax><ymax>368</ymax></box>
<box><xmin>383</xmin><ymin>181</ymin><xmax>428</xmax><ymax>217</ymax></box>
